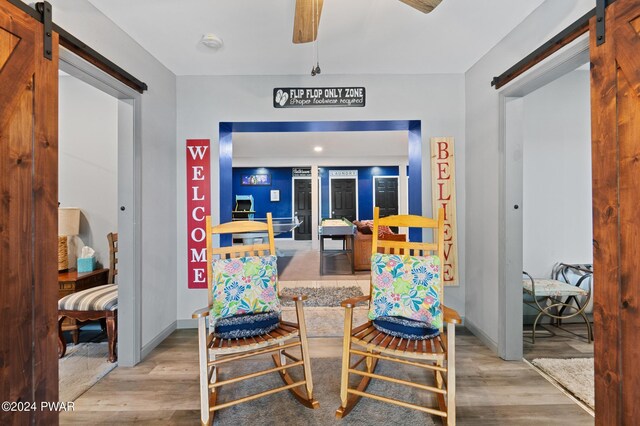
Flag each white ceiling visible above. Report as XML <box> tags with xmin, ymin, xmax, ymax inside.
<box><xmin>233</xmin><ymin>131</ymin><xmax>408</xmax><ymax>160</ymax></box>
<box><xmin>88</xmin><ymin>0</ymin><xmax>544</xmax><ymax>76</ymax></box>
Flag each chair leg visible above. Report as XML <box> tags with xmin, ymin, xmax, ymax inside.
<box><xmin>273</xmin><ymin>302</ymin><xmax>319</xmax><ymax>409</ymax></box>
<box><xmin>106</xmin><ymin>311</ymin><xmax>117</xmax><ymax>363</ymax></box>
<box><xmin>446</xmin><ymin>322</ymin><xmax>456</xmax><ymax>426</ymax></box>
<box><xmin>58</xmin><ymin>316</ymin><xmax>67</xmax><ymax>358</ymax></box>
<box><xmin>336</xmin><ymin>307</ymin><xmax>354</xmax><ymax>418</ymax></box>
<box><xmin>197</xmin><ymin>317</ymin><xmax>213</xmax><ymax>426</ymax></box>
<box><xmin>295</xmin><ymin>300</ymin><xmax>316</xmax><ymax>403</ymax></box>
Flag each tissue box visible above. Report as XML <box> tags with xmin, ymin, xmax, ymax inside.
<box><xmin>77</xmin><ymin>257</ymin><xmax>96</xmax><ymax>273</ymax></box>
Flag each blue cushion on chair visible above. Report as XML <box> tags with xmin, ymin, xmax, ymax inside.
<box><xmin>213</xmin><ymin>311</ymin><xmax>280</xmax><ymax>339</ymax></box>
<box><xmin>372</xmin><ymin>316</ymin><xmax>440</xmax><ymax>340</ymax></box>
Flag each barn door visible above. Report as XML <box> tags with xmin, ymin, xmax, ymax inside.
<box><xmin>590</xmin><ymin>0</ymin><xmax>640</xmax><ymax>423</ymax></box>
<box><xmin>0</xmin><ymin>1</ymin><xmax>59</xmax><ymax>424</ymax></box>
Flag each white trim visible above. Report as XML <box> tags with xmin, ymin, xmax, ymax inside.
<box><xmin>497</xmin><ymin>34</ymin><xmax>589</xmax><ymax>361</ymax></box>
<box><xmin>464</xmin><ymin>317</ymin><xmax>498</xmax><ymax>354</ymax></box>
<box><xmin>329</xmin><ymin>174</ymin><xmax>359</xmax><ymax>221</ymax></box>
<box><xmin>372</xmin><ymin>175</ymin><xmax>400</xmax><ymax>217</ymax></box>
<box><xmin>140</xmin><ymin>320</ymin><xmax>176</xmax><ymax>359</ymax></box>
<box><xmin>59</xmin><ymin>47</ymin><xmax>142</xmax><ymax>367</ymax></box>
<box><xmin>292</xmin><ymin>175</ymin><xmax>312</xmax><ymax>241</ymax></box>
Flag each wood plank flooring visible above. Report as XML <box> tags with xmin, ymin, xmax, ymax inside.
<box><xmin>60</xmin><ymin>327</ymin><xmax>593</xmax><ymax>425</ymax></box>
<box><xmin>523</xmin><ymin>322</ymin><xmax>594</xmax><ymax>361</ymax></box>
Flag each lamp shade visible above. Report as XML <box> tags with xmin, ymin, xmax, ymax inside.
<box><xmin>58</xmin><ymin>207</ymin><xmax>80</xmax><ymax>236</ymax></box>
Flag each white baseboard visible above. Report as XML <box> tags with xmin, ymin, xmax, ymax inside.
<box><xmin>464</xmin><ymin>317</ymin><xmax>498</xmax><ymax>354</ymax></box>
<box><xmin>177</xmin><ymin>318</ymin><xmax>198</xmax><ymax>329</ymax></box>
<box><xmin>140</xmin><ymin>320</ymin><xmax>177</xmax><ymax>360</ymax></box>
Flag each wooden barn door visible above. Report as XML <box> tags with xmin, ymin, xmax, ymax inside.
<box><xmin>591</xmin><ymin>0</ymin><xmax>640</xmax><ymax>423</ymax></box>
<box><xmin>0</xmin><ymin>1</ymin><xmax>59</xmax><ymax>424</ymax></box>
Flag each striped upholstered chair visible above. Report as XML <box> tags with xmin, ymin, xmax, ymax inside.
<box><xmin>57</xmin><ymin>233</ymin><xmax>119</xmax><ymax>362</ymax></box>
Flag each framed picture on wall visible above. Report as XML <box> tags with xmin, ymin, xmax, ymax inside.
<box><xmin>241</xmin><ymin>174</ymin><xmax>271</xmax><ymax>186</ymax></box>
<box><xmin>270</xmin><ymin>190</ymin><xmax>280</xmax><ymax>202</ymax></box>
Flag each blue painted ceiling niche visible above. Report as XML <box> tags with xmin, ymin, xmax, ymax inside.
<box><xmin>219</xmin><ymin>120</ymin><xmax>423</xmax><ymax>242</ymax></box>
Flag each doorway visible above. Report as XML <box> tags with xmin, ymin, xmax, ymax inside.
<box><xmin>59</xmin><ymin>49</ymin><xmax>142</xmax><ymax>366</ymax></box>
<box><xmin>293</xmin><ymin>177</ymin><xmax>312</xmax><ymax>240</ymax></box>
<box><xmin>330</xmin><ymin>178</ymin><xmax>357</xmax><ymax>221</ymax></box>
<box><xmin>373</xmin><ymin>176</ymin><xmax>399</xmax><ymax>218</ymax></box>
<box><xmin>499</xmin><ymin>35</ymin><xmax>590</xmax><ymax>360</ymax></box>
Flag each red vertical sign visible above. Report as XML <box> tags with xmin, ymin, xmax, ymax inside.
<box><xmin>186</xmin><ymin>139</ymin><xmax>211</xmax><ymax>289</ymax></box>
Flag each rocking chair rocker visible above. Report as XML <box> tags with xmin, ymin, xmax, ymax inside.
<box><xmin>336</xmin><ymin>207</ymin><xmax>461</xmax><ymax>425</ymax></box>
<box><xmin>192</xmin><ymin>213</ymin><xmax>318</xmax><ymax>425</ymax></box>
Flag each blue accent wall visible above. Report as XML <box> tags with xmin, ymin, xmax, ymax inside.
<box><xmin>220</xmin><ymin>121</ymin><xmax>422</xmax><ymax>242</ymax></box>
<box><xmin>232</xmin><ymin>167</ymin><xmax>293</xmax><ymax>238</ymax></box>
<box><xmin>319</xmin><ymin>166</ymin><xmax>399</xmax><ymax>221</ymax></box>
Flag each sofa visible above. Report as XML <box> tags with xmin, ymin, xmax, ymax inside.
<box><xmin>350</xmin><ymin>220</ymin><xmax>406</xmax><ymax>271</ymax></box>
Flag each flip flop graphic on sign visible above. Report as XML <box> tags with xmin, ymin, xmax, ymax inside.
<box><xmin>275</xmin><ymin>89</ymin><xmax>288</xmax><ymax>106</ymax></box>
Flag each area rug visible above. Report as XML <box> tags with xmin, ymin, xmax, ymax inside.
<box><xmin>280</xmin><ymin>286</ymin><xmax>364</xmax><ymax>307</ymax></box>
<box><xmin>59</xmin><ymin>342</ymin><xmax>117</xmax><ymax>402</ymax></box>
<box><xmin>531</xmin><ymin>357</ymin><xmax>594</xmax><ymax>409</ymax></box>
<box><xmin>213</xmin><ymin>357</ymin><xmax>437</xmax><ymax>425</ymax></box>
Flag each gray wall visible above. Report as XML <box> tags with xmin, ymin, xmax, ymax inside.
<box><xmin>41</xmin><ymin>0</ymin><xmax>178</xmax><ymax>350</ymax></box>
<box><xmin>176</xmin><ymin>74</ymin><xmax>467</xmax><ymax>322</ymax></box>
<box><xmin>59</xmin><ymin>75</ymin><xmax>118</xmax><ymax>268</ymax></box>
<box><xmin>464</xmin><ymin>0</ymin><xmax>592</xmax><ymax>347</ymax></box>
<box><xmin>522</xmin><ymin>70</ymin><xmax>592</xmax><ymax>278</ymax></box>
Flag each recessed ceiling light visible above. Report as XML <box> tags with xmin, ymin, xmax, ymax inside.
<box><xmin>200</xmin><ymin>33</ymin><xmax>223</xmax><ymax>49</ymax></box>
<box><xmin>314</xmin><ymin>146</ymin><xmax>323</xmax><ymax>152</ymax></box>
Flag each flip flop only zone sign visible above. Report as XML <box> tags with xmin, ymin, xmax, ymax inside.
<box><xmin>273</xmin><ymin>87</ymin><xmax>365</xmax><ymax>108</ymax></box>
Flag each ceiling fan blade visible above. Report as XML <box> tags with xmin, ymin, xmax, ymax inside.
<box><xmin>293</xmin><ymin>0</ymin><xmax>324</xmax><ymax>44</ymax></box>
<box><xmin>398</xmin><ymin>0</ymin><xmax>442</xmax><ymax>14</ymax></box>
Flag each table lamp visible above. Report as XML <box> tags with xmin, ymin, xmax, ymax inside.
<box><xmin>58</xmin><ymin>207</ymin><xmax>80</xmax><ymax>271</ymax></box>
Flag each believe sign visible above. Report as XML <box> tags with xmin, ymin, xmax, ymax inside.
<box><xmin>430</xmin><ymin>137</ymin><xmax>459</xmax><ymax>286</ymax></box>
<box><xmin>186</xmin><ymin>139</ymin><xmax>211</xmax><ymax>289</ymax></box>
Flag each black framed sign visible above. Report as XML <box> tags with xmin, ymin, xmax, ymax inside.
<box><xmin>274</xmin><ymin>87</ymin><xmax>365</xmax><ymax>108</ymax></box>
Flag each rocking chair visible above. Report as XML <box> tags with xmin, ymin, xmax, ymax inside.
<box><xmin>192</xmin><ymin>213</ymin><xmax>318</xmax><ymax>425</ymax></box>
<box><xmin>336</xmin><ymin>207</ymin><xmax>461</xmax><ymax>425</ymax></box>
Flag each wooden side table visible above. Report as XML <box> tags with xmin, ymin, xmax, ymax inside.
<box><xmin>58</xmin><ymin>268</ymin><xmax>109</xmax><ymax>343</ymax></box>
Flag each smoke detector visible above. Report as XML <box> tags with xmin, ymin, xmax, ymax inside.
<box><xmin>200</xmin><ymin>33</ymin><xmax>223</xmax><ymax>49</ymax></box>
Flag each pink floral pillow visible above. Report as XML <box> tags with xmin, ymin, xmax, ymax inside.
<box><xmin>210</xmin><ymin>255</ymin><xmax>280</xmax><ymax>327</ymax></box>
<box><xmin>368</xmin><ymin>254</ymin><xmax>442</xmax><ymax>329</ymax></box>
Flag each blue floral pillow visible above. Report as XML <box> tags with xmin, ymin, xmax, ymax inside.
<box><xmin>210</xmin><ymin>255</ymin><xmax>280</xmax><ymax>327</ymax></box>
<box><xmin>368</xmin><ymin>254</ymin><xmax>442</xmax><ymax>329</ymax></box>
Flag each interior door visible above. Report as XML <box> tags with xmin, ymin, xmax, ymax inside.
<box><xmin>590</xmin><ymin>1</ymin><xmax>640</xmax><ymax>423</ymax></box>
<box><xmin>0</xmin><ymin>1</ymin><xmax>59</xmax><ymax>424</ymax></box>
<box><xmin>331</xmin><ymin>178</ymin><xmax>357</xmax><ymax>222</ymax></box>
<box><xmin>293</xmin><ymin>178</ymin><xmax>311</xmax><ymax>240</ymax></box>
<box><xmin>374</xmin><ymin>177</ymin><xmax>399</xmax><ymax>218</ymax></box>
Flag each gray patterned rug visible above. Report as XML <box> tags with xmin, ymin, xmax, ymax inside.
<box><xmin>531</xmin><ymin>357</ymin><xmax>594</xmax><ymax>409</ymax></box>
<box><xmin>280</xmin><ymin>286</ymin><xmax>364</xmax><ymax>307</ymax></box>
<box><xmin>59</xmin><ymin>342</ymin><xmax>117</xmax><ymax>402</ymax></box>
<box><xmin>213</xmin><ymin>357</ymin><xmax>437</xmax><ymax>425</ymax></box>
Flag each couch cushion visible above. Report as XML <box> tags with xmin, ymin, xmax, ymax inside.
<box><xmin>58</xmin><ymin>284</ymin><xmax>118</xmax><ymax>311</ymax></box>
<box><xmin>373</xmin><ymin>316</ymin><xmax>440</xmax><ymax>340</ymax></box>
<box><xmin>369</xmin><ymin>254</ymin><xmax>442</xmax><ymax>330</ymax></box>
<box><xmin>213</xmin><ymin>311</ymin><xmax>280</xmax><ymax>339</ymax></box>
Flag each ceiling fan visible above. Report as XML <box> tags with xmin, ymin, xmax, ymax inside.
<box><xmin>293</xmin><ymin>0</ymin><xmax>443</xmax><ymax>43</ymax></box>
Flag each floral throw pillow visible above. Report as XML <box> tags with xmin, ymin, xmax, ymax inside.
<box><xmin>210</xmin><ymin>255</ymin><xmax>280</xmax><ymax>327</ymax></box>
<box><xmin>368</xmin><ymin>253</ymin><xmax>442</xmax><ymax>329</ymax></box>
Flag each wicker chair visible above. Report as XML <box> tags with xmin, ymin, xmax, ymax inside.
<box><xmin>336</xmin><ymin>207</ymin><xmax>461</xmax><ymax>425</ymax></box>
<box><xmin>192</xmin><ymin>213</ymin><xmax>318</xmax><ymax>425</ymax></box>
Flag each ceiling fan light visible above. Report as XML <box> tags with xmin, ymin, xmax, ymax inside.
<box><xmin>200</xmin><ymin>33</ymin><xmax>223</xmax><ymax>49</ymax></box>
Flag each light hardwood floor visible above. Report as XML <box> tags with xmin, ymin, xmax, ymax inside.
<box><xmin>60</xmin><ymin>327</ymin><xmax>593</xmax><ymax>425</ymax></box>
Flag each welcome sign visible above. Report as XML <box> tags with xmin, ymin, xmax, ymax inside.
<box><xmin>273</xmin><ymin>87</ymin><xmax>365</xmax><ymax>108</ymax></box>
<box><xmin>186</xmin><ymin>139</ymin><xmax>211</xmax><ymax>289</ymax></box>
<box><xmin>430</xmin><ymin>137</ymin><xmax>459</xmax><ymax>286</ymax></box>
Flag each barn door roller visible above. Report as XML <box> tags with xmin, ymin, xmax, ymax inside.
<box><xmin>36</xmin><ymin>2</ymin><xmax>52</xmax><ymax>60</ymax></box>
<box><xmin>596</xmin><ymin>0</ymin><xmax>606</xmax><ymax>45</ymax></box>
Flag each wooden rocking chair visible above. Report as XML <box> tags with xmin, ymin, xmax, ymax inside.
<box><xmin>336</xmin><ymin>207</ymin><xmax>461</xmax><ymax>425</ymax></box>
<box><xmin>192</xmin><ymin>213</ymin><xmax>318</xmax><ymax>425</ymax></box>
